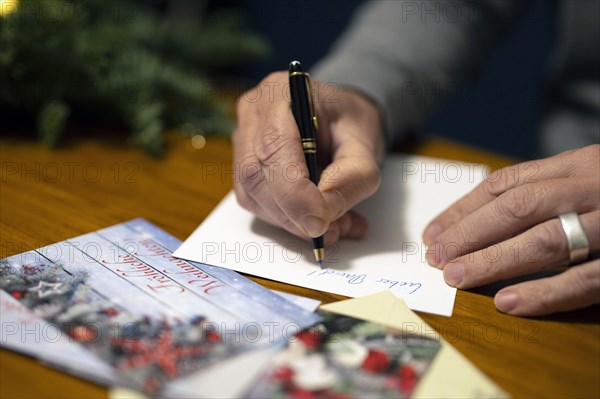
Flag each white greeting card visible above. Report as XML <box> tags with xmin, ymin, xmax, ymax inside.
<box><xmin>175</xmin><ymin>155</ymin><xmax>487</xmax><ymax>316</ymax></box>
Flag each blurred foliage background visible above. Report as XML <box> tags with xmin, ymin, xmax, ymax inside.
<box><xmin>0</xmin><ymin>0</ymin><xmax>268</xmax><ymax>155</ymax></box>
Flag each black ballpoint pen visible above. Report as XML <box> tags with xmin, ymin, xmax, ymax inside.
<box><xmin>288</xmin><ymin>60</ymin><xmax>325</xmax><ymax>267</ymax></box>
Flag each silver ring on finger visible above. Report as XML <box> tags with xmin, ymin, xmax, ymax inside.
<box><xmin>558</xmin><ymin>212</ymin><xmax>590</xmax><ymax>265</ymax></box>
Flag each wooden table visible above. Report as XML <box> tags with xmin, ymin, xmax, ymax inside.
<box><xmin>1</xmin><ymin>132</ymin><xmax>598</xmax><ymax>398</ymax></box>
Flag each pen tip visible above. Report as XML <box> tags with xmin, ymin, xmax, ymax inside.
<box><xmin>313</xmin><ymin>248</ymin><xmax>325</xmax><ymax>268</ymax></box>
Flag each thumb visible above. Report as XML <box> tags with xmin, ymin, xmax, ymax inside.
<box><xmin>494</xmin><ymin>260</ymin><xmax>600</xmax><ymax>316</ymax></box>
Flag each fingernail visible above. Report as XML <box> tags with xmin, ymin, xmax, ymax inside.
<box><xmin>323</xmin><ymin>190</ymin><xmax>345</xmax><ymax>220</ymax></box>
<box><xmin>444</xmin><ymin>263</ymin><xmax>464</xmax><ymax>287</ymax></box>
<box><xmin>301</xmin><ymin>215</ymin><xmax>327</xmax><ymax>237</ymax></box>
<box><xmin>423</xmin><ymin>223</ymin><xmax>441</xmax><ymax>246</ymax></box>
<box><xmin>495</xmin><ymin>291</ymin><xmax>519</xmax><ymax>313</ymax></box>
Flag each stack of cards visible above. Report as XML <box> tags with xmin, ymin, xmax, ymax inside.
<box><xmin>1</xmin><ymin>219</ymin><xmax>505</xmax><ymax>398</ymax></box>
<box><xmin>0</xmin><ymin>219</ymin><xmax>320</xmax><ymax>395</ymax></box>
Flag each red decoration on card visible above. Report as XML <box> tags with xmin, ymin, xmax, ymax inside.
<box><xmin>112</xmin><ymin>327</ymin><xmax>207</xmax><ymax>379</ymax></box>
<box><xmin>11</xmin><ymin>291</ymin><xmax>24</xmax><ymax>299</ymax></box>
<box><xmin>69</xmin><ymin>325</ymin><xmax>99</xmax><ymax>342</ymax></box>
<box><xmin>361</xmin><ymin>349</ymin><xmax>390</xmax><ymax>373</ymax></box>
<box><xmin>206</xmin><ymin>330</ymin><xmax>220</xmax><ymax>342</ymax></box>
<box><xmin>289</xmin><ymin>388</ymin><xmax>316</xmax><ymax>399</ymax></box>
<box><xmin>102</xmin><ymin>308</ymin><xmax>119</xmax><ymax>317</ymax></box>
<box><xmin>296</xmin><ymin>330</ymin><xmax>322</xmax><ymax>350</ymax></box>
<box><xmin>399</xmin><ymin>364</ymin><xmax>418</xmax><ymax>394</ymax></box>
<box><xmin>22</xmin><ymin>264</ymin><xmax>43</xmax><ymax>275</ymax></box>
<box><xmin>273</xmin><ymin>365</ymin><xmax>294</xmax><ymax>382</ymax></box>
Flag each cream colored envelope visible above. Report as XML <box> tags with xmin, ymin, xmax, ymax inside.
<box><xmin>320</xmin><ymin>291</ymin><xmax>509</xmax><ymax>398</ymax></box>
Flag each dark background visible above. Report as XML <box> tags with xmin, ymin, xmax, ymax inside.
<box><xmin>167</xmin><ymin>0</ymin><xmax>556</xmax><ymax>160</ymax></box>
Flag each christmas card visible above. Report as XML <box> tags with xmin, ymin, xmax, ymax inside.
<box><xmin>244</xmin><ymin>310</ymin><xmax>442</xmax><ymax>399</ymax></box>
<box><xmin>0</xmin><ymin>218</ymin><xmax>320</xmax><ymax>396</ymax></box>
<box><xmin>319</xmin><ymin>292</ymin><xmax>508</xmax><ymax>398</ymax></box>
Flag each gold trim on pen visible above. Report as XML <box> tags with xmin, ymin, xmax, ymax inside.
<box><xmin>290</xmin><ymin>71</ymin><xmax>310</xmax><ymax>78</ymax></box>
<box><xmin>313</xmin><ymin>248</ymin><xmax>324</xmax><ymax>263</ymax></box>
<box><xmin>302</xmin><ymin>142</ymin><xmax>316</xmax><ymax>150</ymax></box>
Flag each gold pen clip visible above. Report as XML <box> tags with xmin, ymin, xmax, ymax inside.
<box><xmin>305</xmin><ymin>73</ymin><xmax>319</xmax><ymax>132</ymax></box>
<box><xmin>304</xmin><ymin>73</ymin><xmax>318</xmax><ymax>154</ymax></box>
<box><xmin>290</xmin><ymin>71</ymin><xmax>319</xmax><ymax>132</ymax></box>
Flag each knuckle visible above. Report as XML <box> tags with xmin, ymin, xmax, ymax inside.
<box><xmin>483</xmin><ymin>165</ymin><xmax>518</xmax><ymax>196</ymax></box>
<box><xmin>256</xmin><ymin>127</ymin><xmax>291</xmax><ymax>165</ymax></box>
<box><xmin>480</xmin><ymin>260</ymin><xmax>499</xmax><ymax>282</ymax></box>
<box><xmin>238</xmin><ymin>158</ymin><xmax>264</xmax><ymax>194</ymax></box>
<box><xmin>532</xmin><ymin>222</ymin><xmax>565</xmax><ymax>259</ymax></box>
<box><xmin>496</xmin><ymin>186</ymin><xmax>539</xmax><ymax>221</ymax></box>
<box><xmin>481</xmin><ymin>258</ymin><xmax>498</xmax><ymax>278</ymax></box>
<box><xmin>440</xmin><ymin>223</ymin><xmax>470</xmax><ymax>260</ymax></box>
<box><xmin>451</xmin><ymin>222</ymin><xmax>470</xmax><ymax>246</ymax></box>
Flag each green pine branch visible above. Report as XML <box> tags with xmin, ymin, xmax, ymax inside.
<box><xmin>0</xmin><ymin>0</ymin><xmax>268</xmax><ymax>155</ymax></box>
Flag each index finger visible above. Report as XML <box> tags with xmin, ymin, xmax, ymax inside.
<box><xmin>422</xmin><ymin>152</ymin><xmax>577</xmax><ymax>246</ymax></box>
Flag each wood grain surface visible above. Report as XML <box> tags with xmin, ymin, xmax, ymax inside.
<box><xmin>1</xmin><ymin>132</ymin><xmax>598</xmax><ymax>398</ymax></box>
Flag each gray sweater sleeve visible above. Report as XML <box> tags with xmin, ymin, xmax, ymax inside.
<box><xmin>311</xmin><ymin>0</ymin><xmax>520</xmax><ymax>146</ymax></box>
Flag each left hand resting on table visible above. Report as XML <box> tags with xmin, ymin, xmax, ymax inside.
<box><xmin>422</xmin><ymin>144</ymin><xmax>600</xmax><ymax>316</ymax></box>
